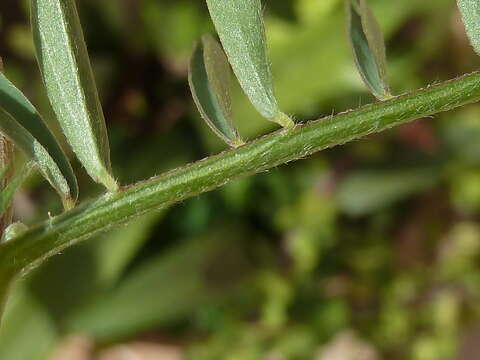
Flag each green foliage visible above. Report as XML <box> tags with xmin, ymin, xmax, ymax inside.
<box><xmin>31</xmin><ymin>0</ymin><xmax>117</xmax><ymax>191</ymax></box>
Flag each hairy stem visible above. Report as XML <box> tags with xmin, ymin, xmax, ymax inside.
<box><xmin>1</xmin><ymin>71</ymin><xmax>480</xmax><ymax>308</ymax></box>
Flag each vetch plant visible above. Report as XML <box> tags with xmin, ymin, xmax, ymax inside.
<box><xmin>0</xmin><ymin>0</ymin><xmax>479</xmax><ymax>327</ymax></box>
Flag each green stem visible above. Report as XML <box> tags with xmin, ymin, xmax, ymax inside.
<box><xmin>1</xmin><ymin>71</ymin><xmax>480</xmax><ymax>310</ymax></box>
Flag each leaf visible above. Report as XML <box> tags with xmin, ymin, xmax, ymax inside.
<box><xmin>93</xmin><ymin>211</ymin><xmax>166</xmax><ymax>287</ymax></box>
<box><xmin>0</xmin><ymin>73</ymin><xmax>78</xmax><ymax>208</ymax></box>
<box><xmin>347</xmin><ymin>0</ymin><xmax>391</xmax><ymax>100</ymax></box>
<box><xmin>457</xmin><ymin>0</ymin><xmax>480</xmax><ymax>55</ymax></box>
<box><xmin>0</xmin><ymin>284</ymin><xmax>59</xmax><ymax>360</ymax></box>
<box><xmin>336</xmin><ymin>168</ymin><xmax>439</xmax><ymax>216</ymax></box>
<box><xmin>66</xmin><ymin>229</ymin><xmax>251</xmax><ymax>342</ymax></box>
<box><xmin>23</xmin><ymin>211</ymin><xmax>165</xmax><ymax>332</ymax></box>
<box><xmin>206</xmin><ymin>0</ymin><xmax>294</xmax><ymax>128</ymax></box>
<box><xmin>31</xmin><ymin>0</ymin><xmax>118</xmax><ymax>191</ymax></box>
<box><xmin>189</xmin><ymin>35</ymin><xmax>244</xmax><ymax>147</ymax></box>
<box><xmin>0</xmin><ymin>162</ymin><xmax>35</xmax><ymax>221</ymax></box>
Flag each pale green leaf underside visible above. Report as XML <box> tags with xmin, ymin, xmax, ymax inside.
<box><xmin>189</xmin><ymin>36</ymin><xmax>243</xmax><ymax>147</ymax></box>
<box><xmin>202</xmin><ymin>35</ymin><xmax>236</xmax><ymax>138</ymax></box>
<box><xmin>457</xmin><ymin>0</ymin><xmax>480</xmax><ymax>55</ymax></box>
<box><xmin>31</xmin><ymin>0</ymin><xmax>117</xmax><ymax>191</ymax></box>
<box><xmin>206</xmin><ymin>0</ymin><xmax>293</xmax><ymax>127</ymax></box>
<box><xmin>347</xmin><ymin>0</ymin><xmax>391</xmax><ymax>100</ymax></box>
<box><xmin>0</xmin><ymin>73</ymin><xmax>77</xmax><ymax>206</ymax></box>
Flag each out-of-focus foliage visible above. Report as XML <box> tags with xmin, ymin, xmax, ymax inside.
<box><xmin>0</xmin><ymin>0</ymin><xmax>480</xmax><ymax>359</ymax></box>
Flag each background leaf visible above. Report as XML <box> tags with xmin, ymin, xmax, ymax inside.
<box><xmin>336</xmin><ymin>168</ymin><xmax>439</xmax><ymax>216</ymax></box>
<box><xmin>66</xmin><ymin>229</ymin><xmax>252</xmax><ymax>343</ymax></box>
<box><xmin>189</xmin><ymin>35</ymin><xmax>243</xmax><ymax>147</ymax></box>
<box><xmin>0</xmin><ymin>284</ymin><xmax>58</xmax><ymax>360</ymax></box>
<box><xmin>25</xmin><ymin>211</ymin><xmax>165</xmax><ymax>331</ymax></box>
<box><xmin>31</xmin><ymin>0</ymin><xmax>117</xmax><ymax>191</ymax></box>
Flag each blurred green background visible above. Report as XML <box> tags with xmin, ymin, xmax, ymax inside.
<box><xmin>1</xmin><ymin>0</ymin><xmax>480</xmax><ymax>359</ymax></box>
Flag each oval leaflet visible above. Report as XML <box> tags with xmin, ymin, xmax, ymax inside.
<box><xmin>347</xmin><ymin>0</ymin><xmax>391</xmax><ymax>100</ymax></box>
<box><xmin>0</xmin><ymin>72</ymin><xmax>78</xmax><ymax>208</ymax></box>
<box><xmin>189</xmin><ymin>35</ymin><xmax>244</xmax><ymax>148</ymax></box>
<box><xmin>206</xmin><ymin>0</ymin><xmax>294</xmax><ymax>128</ymax></box>
<box><xmin>31</xmin><ymin>0</ymin><xmax>117</xmax><ymax>191</ymax></box>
